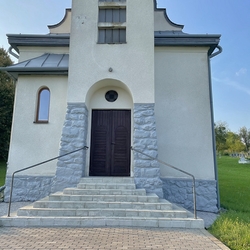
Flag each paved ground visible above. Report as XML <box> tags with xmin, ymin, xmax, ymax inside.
<box><xmin>0</xmin><ymin>202</ymin><xmax>230</xmax><ymax>250</ymax></box>
<box><xmin>0</xmin><ymin>227</ymin><xmax>229</xmax><ymax>250</ymax></box>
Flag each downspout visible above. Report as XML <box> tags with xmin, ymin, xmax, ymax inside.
<box><xmin>8</xmin><ymin>46</ymin><xmax>19</xmax><ymax>60</ymax></box>
<box><xmin>208</xmin><ymin>45</ymin><xmax>222</xmax><ymax>211</ymax></box>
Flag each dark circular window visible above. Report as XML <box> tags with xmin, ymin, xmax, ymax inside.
<box><xmin>105</xmin><ymin>90</ymin><xmax>118</xmax><ymax>102</ymax></box>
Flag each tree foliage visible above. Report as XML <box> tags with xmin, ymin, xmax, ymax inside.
<box><xmin>0</xmin><ymin>48</ymin><xmax>14</xmax><ymax>160</ymax></box>
<box><xmin>226</xmin><ymin>131</ymin><xmax>245</xmax><ymax>153</ymax></box>
<box><xmin>239</xmin><ymin>126</ymin><xmax>250</xmax><ymax>152</ymax></box>
<box><xmin>215</xmin><ymin>122</ymin><xmax>228</xmax><ymax>153</ymax></box>
<box><xmin>215</xmin><ymin>122</ymin><xmax>250</xmax><ymax>155</ymax></box>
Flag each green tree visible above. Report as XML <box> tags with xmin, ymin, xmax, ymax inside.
<box><xmin>226</xmin><ymin>131</ymin><xmax>245</xmax><ymax>153</ymax></box>
<box><xmin>239</xmin><ymin>126</ymin><xmax>250</xmax><ymax>152</ymax></box>
<box><xmin>214</xmin><ymin>122</ymin><xmax>228</xmax><ymax>153</ymax></box>
<box><xmin>0</xmin><ymin>48</ymin><xmax>14</xmax><ymax>160</ymax></box>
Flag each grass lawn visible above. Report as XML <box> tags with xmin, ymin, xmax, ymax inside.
<box><xmin>0</xmin><ymin>160</ymin><xmax>7</xmax><ymax>186</ymax></box>
<box><xmin>209</xmin><ymin>156</ymin><xmax>250</xmax><ymax>250</ymax></box>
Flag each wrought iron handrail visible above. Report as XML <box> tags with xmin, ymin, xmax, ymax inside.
<box><xmin>131</xmin><ymin>146</ymin><xmax>197</xmax><ymax>219</ymax></box>
<box><xmin>7</xmin><ymin>146</ymin><xmax>89</xmax><ymax>217</ymax></box>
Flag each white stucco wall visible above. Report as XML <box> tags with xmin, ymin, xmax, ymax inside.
<box><xmin>49</xmin><ymin>9</ymin><xmax>72</xmax><ymax>34</ymax></box>
<box><xmin>67</xmin><ymin>0</ymin><xmax>155</xmax><ymax>104</ymax></box>
<box><xmin>154</xmin><ymin>47</ymin><xmax>215</xmax><ymax>180</ymax></box>
<box><xmin>7</xmin><ymin>75</ymin><xmax>68</xmax><ymax>176</ymax></box>
<box><xmin>154</xmin><ymin>10</ymin><xmax>182</xmax><ymax>31</ymax></box>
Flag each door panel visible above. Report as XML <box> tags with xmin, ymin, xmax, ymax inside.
<box><xmin>90</xmin><ymin>110</ymin><xmax>131</xmax><ymax>176</ymax></box>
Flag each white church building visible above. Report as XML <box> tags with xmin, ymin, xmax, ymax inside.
<box><xmin>1</xmin><ymin>0</ymin><xmax>221</xmax><ymax>213</ymax></box>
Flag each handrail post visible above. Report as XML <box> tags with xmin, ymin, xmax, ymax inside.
<box><xmin>192</xmin><ymin>177</ymin><xmax>197</xmax><ymax>219</ymax></box>
<box><xmin>7</xmin><ymin>172</ymin><xmax>15</xmax><ymax>217</ymax></box>
<box><xmin>131</xmin><ymin>146</ymin><xmax>197</xmax><ymax>219</ymax></box>
<box><xmin>6</xmin><ymin>146</ymin><xmax>88</xmax><ymax>217</ymax></box>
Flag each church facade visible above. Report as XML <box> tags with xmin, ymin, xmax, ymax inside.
<box><xmin>1</xmin><ymin>0</ymin><xmax>221</xmax><ymax>212</ymax></box>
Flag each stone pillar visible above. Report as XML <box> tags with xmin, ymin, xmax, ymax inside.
<box><xmin>133</xmin><ymin>103</ymin><xmax>163</xmax><ymax>198</ymax></box>
<box><xmin>51</xmin><ymin>103</ymin><xmax>88</xmax><ymax>193</ymax></box>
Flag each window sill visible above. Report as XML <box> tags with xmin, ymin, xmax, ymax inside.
<box><xmin>97</xmin><ymin>42</ymin><xmax>127</xmax><ymax>45</ymax></box>
<box><xmin>99</xmin><ymin>2</ymin><xmax>126</xmax><ymax>8</ymax></box>
<box><xmin>33</xmin><ymin>121</ymin><xmax>49</xmax><ymax>124</ymax></box>
<box><xmin>98</xmin><ymin>22</ymin><xmax>126</xmax><ymax>28</ymax></box>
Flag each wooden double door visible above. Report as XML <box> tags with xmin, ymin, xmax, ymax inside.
<box><xmin>89</xmin><ymin>110</ymin><xmax>131</xmax><ymax>176</ymax></box>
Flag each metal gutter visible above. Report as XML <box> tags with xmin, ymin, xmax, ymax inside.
<box><xmin>210</xmin><ymin>45</ymin><xmax>223</xmax><ymax>59</ymax></box>
<box><xmin>155</xmin><ymin>31</ymin><xmax>221</xmax><ymax>55</ymax></box>
<box><xmin>208</xmin><ymin>45</ymin><xmax>223</xmax><ymax>211</ymax></box>
<box><xmin>8</xmin><ymin>46</ymin><xmax>19</xmax><ymax>59</ymax></box>
<box><xmin>6</xmin><ymin>32</ymin><xmax>220</xmax><ymax>56</ymax></box>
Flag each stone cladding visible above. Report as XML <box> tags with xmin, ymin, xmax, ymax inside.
<box><xmin>162</xmin><ymin>177</ymin><xmax>218</xmax><ymax>212</ymax></box>
<box><xmin>133</xmin><ymin>104</ymin><xmax>163</xmax><ymax>198</ymax></box>
<box><xmin>50</xmin><ymin>103</ymin><xmax>88</xmax><ymax>193</ymax></box>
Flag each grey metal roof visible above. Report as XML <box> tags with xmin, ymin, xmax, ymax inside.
<box><xmin>7</xmin><ymin>34</ymin><xmax>70</xmax><ymax>53</ymax></box>
<box><xmin>7</xmin><ymin>31</ymin><xmax>220</xmax><ymax>56</ymax></box>
<box><xmin>154</xmin><ymin>31</ymin><xmax>221</xmax><ymax>55</ymax></box>
<box><xmin>0</xmin><ymin>53</ymin><xmax>69</xmax><ymax>80</ymax></box>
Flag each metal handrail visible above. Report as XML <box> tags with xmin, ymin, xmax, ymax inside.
<box><xmin>131</xmin><ymin>146</ymin><xmax>197</xmax><ymax>219</ymax></box>
<box><xmin>0</xmin><ymin>185</ymin><xmax>6</xmax><ymax>193</ymax></box>
<box><xmin>7</xmin><ymin>146</ymin><xmax>89</xmax><ymax>217</ymax></box>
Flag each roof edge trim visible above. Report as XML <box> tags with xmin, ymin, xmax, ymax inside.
<box><xmin>48</xmin><ymin>9</ymin><xmax>71</xmax><ymax>30</ymax></box>
<box><xmin>154</xmin><ymin>0</ymin><xmax>184</xmax><ymax>29</ymax></box>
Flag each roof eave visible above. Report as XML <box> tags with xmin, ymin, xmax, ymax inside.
<box><xmin>154</xmin><ymin>33</ymin><xmax>221</xmax><ymax>55</ymax></box>
<box><xmin>0</xmin><ymin>67</ymin><xmax>68</xmax><ymax>81</ymax></box>
<box><xmin>7</xmin><ymin>34</ymin><xmax>70</xmax><ymax>53</ymax></box>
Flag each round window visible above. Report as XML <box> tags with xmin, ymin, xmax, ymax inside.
<box><xmin>105</xmin><ymin>90</ymin><xmax>118</xmax><ymax>102</ymax></box>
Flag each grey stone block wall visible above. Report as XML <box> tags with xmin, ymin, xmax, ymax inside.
<box><xmin>50</xmin><ymin>103</ymin><xmax>88</xmax><ymax>193</ymax></box>
<box><xmin>4</xmin><ymin>176</ymin><xmax>53</xmax><ymax>202</ymax></box>
<box><xmin>161</xmin><ymin>177</ymin><xmax>218</xmax><ymax>213</ymax></box>
<box><xmin>133</xmin><ymin>103</ymin><xmax>163</xmax><ymax>198</ymax></box>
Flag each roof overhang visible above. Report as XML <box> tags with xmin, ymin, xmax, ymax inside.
<box><xmin>1</xmin><ymin>31</ymin><xmax>221</xmax><ymax>80</ymax></box>
<box><xmin>7</xmin><ymin>34</ymin><xmax>70</xmax><ymax>53</ymax></box>
<box><xmin>155</xmin><ymin>31</ymin><xmax>221</xmax><ymax>55</ymax></box>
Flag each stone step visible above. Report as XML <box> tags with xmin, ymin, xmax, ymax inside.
<box><xmin>79</xmin><ymin>177</ymin><xmax>135</xmax><ymax>184</ymax></box>
<box><xmin>0</xmin><ymin>177</ymin><xmax>205</xmax><ymax>229</ymax></box>
<box><xmin>17</xmin><ymin>206</ymin><xmax>188</xmax><ymax>218</ymax></box>
<box><xmin>49</xmin><ymin>192</ymin><xmax>160</xmax><ymax>203</ymax></box>
<box><xmin>77</xmin><ymin>183</ymin><xmax>136</xmax><ymax>190</ymax></box>
<box><xmin>0</xmin><ymin>216</ymin><xmax>204</xmax><ymax>228</ymax></box>
<box><xmin>63</xmin><ymin>188</ymin><xmax>146</xmax><ymax>196</ymax></box>
<box><xmin>33</xmin><ymin>200</ymin><xmax>173</xmax><ymax>210</ymax></box>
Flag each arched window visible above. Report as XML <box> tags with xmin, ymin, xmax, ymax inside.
<box><xmin>36</xmin><ymin>87</ymin><xmax>50</xmax><ymax>123</ymax></box>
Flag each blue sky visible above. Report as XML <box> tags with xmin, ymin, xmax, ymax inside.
<box><xmin>1</xmin><ymin>0</ymin><xmax>250</xmax><ymax>132</ymax></box>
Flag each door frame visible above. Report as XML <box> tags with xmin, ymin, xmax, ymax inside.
<box><xmin>89</xmin><ymin>109</ymin><xmax>131</xmax><ymax>176</ymax></box>
<box><xmin>86</xmin><ymin>108</ymin><xmax>134</xmax><ymax>177</ymax></box>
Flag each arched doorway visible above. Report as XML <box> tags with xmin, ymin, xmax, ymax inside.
<box><xmin>86</xmin><ymin>79</ymin><xmax>133</xmax><ymax>176</ymax></box>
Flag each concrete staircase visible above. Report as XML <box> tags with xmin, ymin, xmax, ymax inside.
<box><xmin>0</xmin><ymin>177</ymin><xmax>204</xmax><ymax>228</ymax></box>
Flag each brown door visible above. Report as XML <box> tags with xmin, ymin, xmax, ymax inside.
<box><xmin>89</xmin><ymin>110</ymin><xmax>131</xmax><ymax>176</ymax></box>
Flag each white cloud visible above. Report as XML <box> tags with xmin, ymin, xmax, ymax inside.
<box><xmin>213</xmin><ymin>77</ymin><xmax>250</xmax><ymax>96</ymax></box>
<box><xmin>236</xmin><ymin>68</ymin><xmax>247</xmax><ymax>77</ymax></box>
